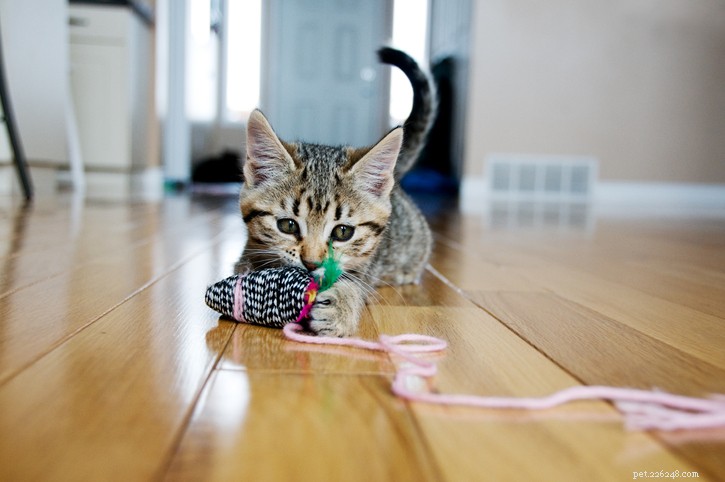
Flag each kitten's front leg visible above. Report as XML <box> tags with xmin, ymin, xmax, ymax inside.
<box><xmin>308</xmin><ymin>281</ymin><xmax>365</xmax><ymax>337</ymax></box>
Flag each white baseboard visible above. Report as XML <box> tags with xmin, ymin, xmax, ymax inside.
<box><xmin>595</xmin><ymin>181</ymin><xmax>725</xmax><ymax>206</ymax></box>
<box><xmin>461</xmin><ymin>177</ymin><xmax>725</xmax><ymax>216</ymax></box>
<box><xmin>57</xmin><ymin>167</ymin><xmax>164</xmax><ymax>201</ymax></box>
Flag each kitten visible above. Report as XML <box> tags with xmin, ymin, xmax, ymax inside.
<box><xmin>235</xmin><ymin>47</ymin><xmax>435</xmax><ymax>336</ymax></box>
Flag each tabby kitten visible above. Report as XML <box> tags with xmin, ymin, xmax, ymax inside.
<box><xmin>235</xmin><ymin>48</ymin><xmax>435</xmax><ymax>336</ymax></box>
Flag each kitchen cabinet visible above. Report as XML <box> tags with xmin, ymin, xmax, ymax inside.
<box><xmin>69</xmin><ymin>3</ymin><xmax>153</xmax><ymax>173</ymax></box>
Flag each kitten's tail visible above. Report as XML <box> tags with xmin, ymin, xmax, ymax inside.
<box><xmin>377</xmin><ymin>47</ymin><xmax>436</xmax><ymax>181</ymax></box>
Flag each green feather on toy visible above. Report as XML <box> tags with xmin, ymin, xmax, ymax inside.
<box><xmin>314</xmin><ymin>241</ymin><xmax>344</xmax><ymax>292</ymax></box>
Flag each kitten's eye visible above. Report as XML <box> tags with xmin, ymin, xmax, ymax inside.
<box><xmin>277</xmin><ymin>218</ymin><xmax>300</xmax><ymax>235</ymax></box>
<box><xmin>331</xmin><ymin>224</ymin><xmax>355</xmax><ymax>242</ymax></box>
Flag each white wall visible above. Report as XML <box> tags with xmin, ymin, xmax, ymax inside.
<box><xmin>0</xmin><ymin>0</ymin><xmax>69</xmax><ymax>165</ymax></box>
<box><xmin>465</xmin><ymin>0</ymin><xmax>725</xmax><ymax>183</ymax></box>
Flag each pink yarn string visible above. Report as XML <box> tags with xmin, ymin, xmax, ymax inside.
<box><xmin>282</xmin><ymin>323</ymin><xmax>725</xmax><ymax>431</ymax></box>
<box><xmin>233</xmin><ymin>277</ymin><xmax>245</xmax><ymax>323</ymax></box>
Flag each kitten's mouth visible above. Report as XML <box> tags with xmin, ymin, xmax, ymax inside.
<box><xmin>309</xmin><ymin>265</ymin><xmax>326</xmax><ymax>280</ymax></box>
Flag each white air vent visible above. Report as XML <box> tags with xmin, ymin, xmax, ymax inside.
<box><xmin>487</xmin><ymin>154</ymin><xmax>598</xmax><ymax>200</ymax></box>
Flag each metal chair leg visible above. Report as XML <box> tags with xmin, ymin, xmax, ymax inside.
<box><xmin>0</xmin><ymin>23</ymin><xmax>33</xmax><ymax>201</ymax></box>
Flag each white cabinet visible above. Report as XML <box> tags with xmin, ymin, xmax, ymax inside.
<box><xmin>69</xmin><ymin>4</ymin><xmax>152</xmax><ymax>172</ymax></box>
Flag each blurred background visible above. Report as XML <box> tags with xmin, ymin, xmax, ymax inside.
<box><xmin>0</xmin><ymin>0</ymin><xmax>723</xmax><ymax>207</ymax></box>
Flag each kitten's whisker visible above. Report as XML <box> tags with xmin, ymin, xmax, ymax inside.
<box><xmin>255</xmin><ymin>259</ymin><xmax>284</xmax><ymax>270</ymax></box>
<box><xmin>341</xmin><ymin>271</ymin><xmax>384</xmax><ymax>306</ymax></box>
<box><xmin>350</xmin><ymin>270</ymin><xmax>409</xmax><ymax>312</ymax></box>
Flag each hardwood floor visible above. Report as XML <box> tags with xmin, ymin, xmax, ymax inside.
<box><xmin>0</xmin><ymin>192</ymin><xmax>723</xmax><ymax>481</ymax></box>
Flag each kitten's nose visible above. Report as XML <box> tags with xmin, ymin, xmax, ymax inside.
<box><xmin>302</xmin><ymin>259</ymin><xmax>319</xmax><ymax>271</ymax></box>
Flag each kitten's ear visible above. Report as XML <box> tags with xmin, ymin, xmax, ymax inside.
<box><xmin>244</xmin><ymin>109</ymin><xmax>296</xmax><ymax>188</ymax></box>
<box><xmin>350</xmin><ymin>128</ymin><xmax>402</xmax><ymax>197</ymax></box>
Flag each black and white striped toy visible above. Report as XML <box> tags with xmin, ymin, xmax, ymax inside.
<box><xmin>205</xmin><ymin>254</ymin><xmax>342</xmax><ymax>328</ymax></box>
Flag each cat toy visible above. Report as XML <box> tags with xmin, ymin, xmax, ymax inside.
<box><xmin>205</xmin><ymin>255</ymin><xmax>725</xmax><ymax>432</ymax></box>
<box><xmin>205</xmin><ymin>249</ymin><xmax>343</xmax><ymax>327</ymax></box>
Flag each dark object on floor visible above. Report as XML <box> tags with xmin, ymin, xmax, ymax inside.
<box><xmin>192</xmin><ymin>150</ymin><xmax>243</xmax><ymax>183</ymax></box>
<box><xmin>403</xmin><ymin>56</ymin><xmax>458</xmax><ymax>195</ymax></box>
<box><xmin>401</xmin><ymin>168</ymin><xmax>458</xmax><ymax>194</ymax></box>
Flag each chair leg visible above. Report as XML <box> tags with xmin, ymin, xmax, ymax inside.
<box><xmin>0</xmin><ymin>25</ymin><xmax>33</xmax><ymax>201</ymax></box>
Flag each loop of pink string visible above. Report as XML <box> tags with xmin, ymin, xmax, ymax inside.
<box><xmin>282</xmin><ymin>323</ymin><xmax>725</xmax><ymax>431</ymax></box>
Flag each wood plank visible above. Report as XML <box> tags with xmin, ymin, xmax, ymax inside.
<box><xmin>216</xmin><ymin>317</ymin><xmax>393</xmax><ymax>373</ymax></box>
<box><xmin>477</xmin><ymin>292</ymin><xmax>725</xmax><ymax>394</ymax></box>
<box><xmin>0</xmin><ymin>246</ymin><xmax>236</xmax><ymax>481</ymax></box>
<box><xmin>164</xmin><ymin>371</ymin><xmax>440</xmax><ymax>482</ymax></box>
<box><xmin>374</xmin><ymin>269</ymin><xmax>473</xmax><ymax>307</ymax></box>
<box><xmin>1</xmin><ymin>201</ymin><xmax>149</xmax><ymax>255</ymax></box>
<box><xmin>515</xmin><ymin>235</ymin><xmax>725</xmax><ymax>319</ymax></box>
<box><xmin>0</xmin><ymin>197</ymin><xmax>239</xmax><ymax>297</ymax></box>
<box><xmin>592</xmin><ymin>219</ymin><xmax>725</xmax><ymax>261</ymax></box>
<box><xmin>434</xmin><ymin>236</ymin><xmax>725</xmax><ymax>371</ymax></box>
<box><xmin>0</xmin><ymin>211</ymin><xmax>240</xmax><ymax>385</ymax></box>
<box><xmin>428</xmin><ymin>238</ymin><xmax>544</xmax><ymax>293</ymax></box>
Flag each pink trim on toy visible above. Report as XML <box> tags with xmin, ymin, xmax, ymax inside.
<box><xmin>282</xmin><ymin>323</ymin><xmax>725</xmax><ymax>431</ymax></box>
<box><xmin>295</xmin><ymin>278</ymin><xmax>320</xmax><ymax>323</ymax></box>
<box><xmin>233</xmin><ymin>276</ymin><xmax>245</xmax><ymax>323</ymax></box>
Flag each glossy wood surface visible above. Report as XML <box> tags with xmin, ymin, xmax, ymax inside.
<box><xmin>1</xmin><ymin>194</ymin><xmax>723</xmax><ymax>481</ymax></box>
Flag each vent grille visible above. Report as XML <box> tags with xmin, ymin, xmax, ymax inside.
<box><xmin>487</xmin><ymin>155</ymin><xmax>598</xmax><ymax>200</ymax></box>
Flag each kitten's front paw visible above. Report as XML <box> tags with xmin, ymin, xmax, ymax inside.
<box><xmin>308</xmin><ymin>285</ymin><xmax>360</xmax><ymax>337</ymax></box>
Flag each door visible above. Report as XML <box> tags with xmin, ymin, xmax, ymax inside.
<box><xmin>263</xmin><ymin>0</ymin><xmax>391</xmax><ymax>147</ymax></box>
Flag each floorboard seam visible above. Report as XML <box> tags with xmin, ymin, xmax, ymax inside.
<box><xmin>0</xmin><ymin>228</ymin><xmax>235</xmax><ymax>388</ymax></box>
